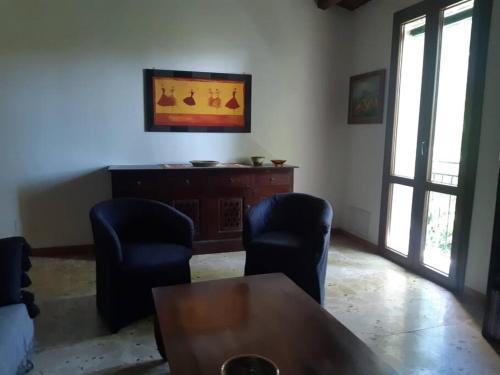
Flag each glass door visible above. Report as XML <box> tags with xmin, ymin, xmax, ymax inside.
<box><xmin>380</xmin><ymin>0</ymin><xmax>492</xmax><ymax>290</ymax></box>
<box><xmin>385</xmin><ymin>15</ymin><xmax>426</xmax><ymax>259</ymax></box>
<box><xmin>421</xmin><ymin>1</ymin><xmax>474</xmax><ymax>275</ymax></box>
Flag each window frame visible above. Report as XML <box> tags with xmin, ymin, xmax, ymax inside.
<box><xmin>378</xmin><ymin>0</ymin><xmax>493</xmax><ymax>292</ymax></box>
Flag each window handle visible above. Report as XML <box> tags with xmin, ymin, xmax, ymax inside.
<box><xmin>421</xmin><ymin>141</ymin><xmax>426</xmax><ymax>156</ymax></box>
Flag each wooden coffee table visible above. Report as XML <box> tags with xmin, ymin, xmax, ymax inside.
<box><xmin>153</xmin><ymin>273</ymin><xmax>397</xmax><ymax>375</ymax></box>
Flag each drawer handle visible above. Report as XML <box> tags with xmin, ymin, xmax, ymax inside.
<box><xmin>270</xmin><ymin>177</ymin><xmax>276</xmax><ymax>182</ymax></box>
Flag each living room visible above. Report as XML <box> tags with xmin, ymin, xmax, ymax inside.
<box><xmin>1</xmin><ymin>0</ymin><xmax>499</xmax><ymax>374</ymax></box>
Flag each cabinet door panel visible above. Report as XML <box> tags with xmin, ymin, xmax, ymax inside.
<box><xmin>204</xmin><ymin>193</ymin><xmax>252</xmax><ymax>240</ymax></box>
<box><xmin>218</xmin><ymin>198</ymin><xmax>243</xmax><ymax>233</ymax></box>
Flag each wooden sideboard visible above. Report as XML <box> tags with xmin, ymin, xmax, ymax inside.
<box><xmin>108</xmin><ymin>164</ymin><xmax>297</xmax><ymax>254</ymax></box>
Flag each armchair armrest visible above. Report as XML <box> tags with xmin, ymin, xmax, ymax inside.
<box><xmin>243</xmin><ymin>197</ymin><xmax>275</xmax><ymax>247</ymax></box>
<box><xmin>309</xmin><ymin>203</ymin><xmax>333</xmax><ymax>262</ymax></box>
<box><xmin>311</xmin><ymin>222</ymin><xmax>332</xmax><ymax>258</ymax></box>
<box><xmin>90</xmin><ymin>212</ymin><xmax>123</xmax><ymax>263</ymax></box>
<box><xmin>155</xmin><ymin>204</ymin><xmax>194</xmax><ymax>249</ymax></box>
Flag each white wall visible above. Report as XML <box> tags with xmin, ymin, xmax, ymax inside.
<box><xmin>338</xmin><ymin>0</ymin><xmax>419</xmax><ymax>240</ymax></box>
<box><xmin>465</xmin><ymin>0</ymin><xmax>500</xmax><ymax>293</ymax></box>
<box><xmin>0</xmin><ymin>0</ymin><xmax>351</xmax><ymax>247</ymax></box>
<box><xmin>342</xmin><ymin>0</ymin><xmax>500</xmax><ymax>293</ymax></box>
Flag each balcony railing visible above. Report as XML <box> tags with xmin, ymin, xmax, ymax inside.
<box><xmin>430</xmin><ymin>161</ymin><xmax>460</xmax><ymax>186</ymax></box>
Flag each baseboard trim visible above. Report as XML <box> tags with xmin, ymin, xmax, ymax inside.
<box><xmin>462</xmin><ymin>286</ymin><xmax>487</xmax><ymax>305</ymax></box>
<box><xmin>193</xmin><ymin>238</ymin><xmax>243</xmax><ymax>255</ymax></box>
<box><xmin>32</xmin><ymin>244</ymin><xmax>95</xmax><ymax>258</ymax></box>
<box><xmin>332</xmin><ymin>228</ymin><xmax>379</xmax><ymax>253</ymax></box>
<box><xmin>32</xmin><ymin>239</ymin><xmax>243</xmax><ymax>258</ymax></box>
<box><xmin>33</xmin><ymin>229</ymin><xmax>379</xmax><ymax>258</ymax></box>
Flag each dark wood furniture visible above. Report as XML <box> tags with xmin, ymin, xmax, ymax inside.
<box><xmin>108</xmin><ymin>164</ymin><xmax>296</xmax><ymax>254</ymax></box>
<box><xmin>153</xmin><ymin>273</ymin><xmax>397</xmax><ymax>375</ymax></box>
<box><xmin>317</xmin><ymin>0</ymin><xmax>373</xmax><ymax>11</ymax></box>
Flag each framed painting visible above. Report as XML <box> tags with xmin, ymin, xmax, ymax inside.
<box><xmin>348</xmin><ymin>69</ymin><xmax>386</xmax><ymax>124</ymax></box>
<box><xmin>144</xmin><ymin>69</ymin><xmax>252</xmax><ymax>132</ymax></box>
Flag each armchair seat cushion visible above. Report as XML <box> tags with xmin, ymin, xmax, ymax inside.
<box><xmin>247</xmin><ymin>231</ymin><xmax>304</xmax><ymax>253</ymax></box>
<box><xmin>246</xmin><ymin>231</ymin><xmax>315</xmax><ymax>276</ymax></box>
<box><xmin>121</xmin><ymin>242</ymin><xmax>191</xmax><ymax>273</ymax></box>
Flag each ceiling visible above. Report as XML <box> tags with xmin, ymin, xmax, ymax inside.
<box><xmin>316</xmin><ymin>0</ymin><xmax>373</xmax><ymax>11</ymax></box>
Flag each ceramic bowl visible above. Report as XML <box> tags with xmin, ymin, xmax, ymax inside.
<box><xmin>221</xmin><ymin>354</ymin><xmax>279</xmax><ymax>375</ymax></box>
<box><xmin>251</xmin><ymin>156</ymin><xmax>265</xmax><ymax>166</ymax></box>
<box><xmin>270</xmin><ymin>159</ymin><xmax>286</xmax><ymax>167</ymax></box>
<box><xmin>190</xmin><ymin>160</ymin><xmax>219</xmax><ymax>167</ymax></box>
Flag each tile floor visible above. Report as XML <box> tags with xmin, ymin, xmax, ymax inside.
<box><xmin>28</xmin><ymin>236</ymin><xmax>500</xmax><ymax>374</ymax></box>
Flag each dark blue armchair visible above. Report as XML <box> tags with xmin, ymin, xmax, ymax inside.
<box><xmin>243</xmin><ymin>193</ymin><xmax>333</xmax><ymax>304</ymax></box>
<box><xmin>90</xmin><ymin>198</ymin><xmax>194</xmax><ymax>332</ymax></box>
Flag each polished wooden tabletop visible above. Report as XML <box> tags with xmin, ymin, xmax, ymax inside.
<box><xmin>153</xmin><ymin>273</ymin><xmax>397</xmax><ymax>375</ymax></box>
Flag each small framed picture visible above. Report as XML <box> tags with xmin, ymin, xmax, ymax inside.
<box><xmin>348</xmin><ymin>69</ymin><xmax>386</xmax><ymax>124</ymax></box>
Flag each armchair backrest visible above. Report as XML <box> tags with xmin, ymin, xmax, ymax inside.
<box><xmin>261</xmin><ymin>193</ymin><xmax>333</xmax><ymax>237</ymax></box>
<box><xmin>90</xmin><ymin>198</ymin><xmax>182</xmax><ymax>243</ymax></box>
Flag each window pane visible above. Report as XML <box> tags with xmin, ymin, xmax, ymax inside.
<box><xmin>386</xmin><ymin>184</ymin><xmax>413</xmax><ymax>256</ymax></box>
<box><xmin>422</xmin><ymin>192</ymin><xmax>457</xmax><ymax>275</ymax></box>
<box><xmin>429</xmin><ymin>1</ymin><xmax>473</xmax><ymax>186</ymax></box>
<box><xmin>392</xmin><ymin>17</ymin><xmax>426</xmax><ymax>179</ymax></box>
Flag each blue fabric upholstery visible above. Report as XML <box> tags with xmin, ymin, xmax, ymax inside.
<box><xmin>90</xmin><ymin>198</ymin><xmax>194</xmax><ymax>332</ymax></box>
<box><xmin>122</xmin><ymin>243</ymin><xmax>192</xmax><ymax>272</ymax></box>
<box><xmin>0</xmin><ymin>237</ymin><xmax>25</xmax><ymax>306</ymax></box>
<box><xmin>0</xmin><ymin>237</ymin><xmax>36</xmax><ymax>374</ymax></box>
<box><xmin>0</xmin><ymin>304</ymin><xmax>34</xmax><ymax>375</ymax></box>
<box><xmin>243</xmin><ymin>193</ymin><xmax>333</xmax><ymax>304</ymax></box>
<box><xmin>248</xmin><ymin>231</ymin><xmax>304</xmax><ymax>250</ymax></box>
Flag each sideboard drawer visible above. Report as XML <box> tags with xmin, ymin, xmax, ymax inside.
<box><xmin>255</xmin><ymin>172</ymin><xmax>291</xmax><ymax>186</ymax></box>
<box><xmin>171</xmin><ymin>176</ymin><xmax>203</xmax><ymax>190</ymax></box>
<box><xmin>211</xmin><ymin>174</ymin><xmax>251</xmax><ymax>188</ymax></box>
<box><xmin>112</xmin><ymin>173</ymin><xmax>160</xmax><ymax>197</ymax></box>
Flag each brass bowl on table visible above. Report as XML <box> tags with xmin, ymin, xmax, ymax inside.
<box><xmin>270</xmin><ymin>159</ymin><xmax>286</xmax><ymax>167</ymax></box>
<box><xmin>221</xmin><ymin>354</ymin><xmax>279</xmax><ymax>375</ymax></box>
